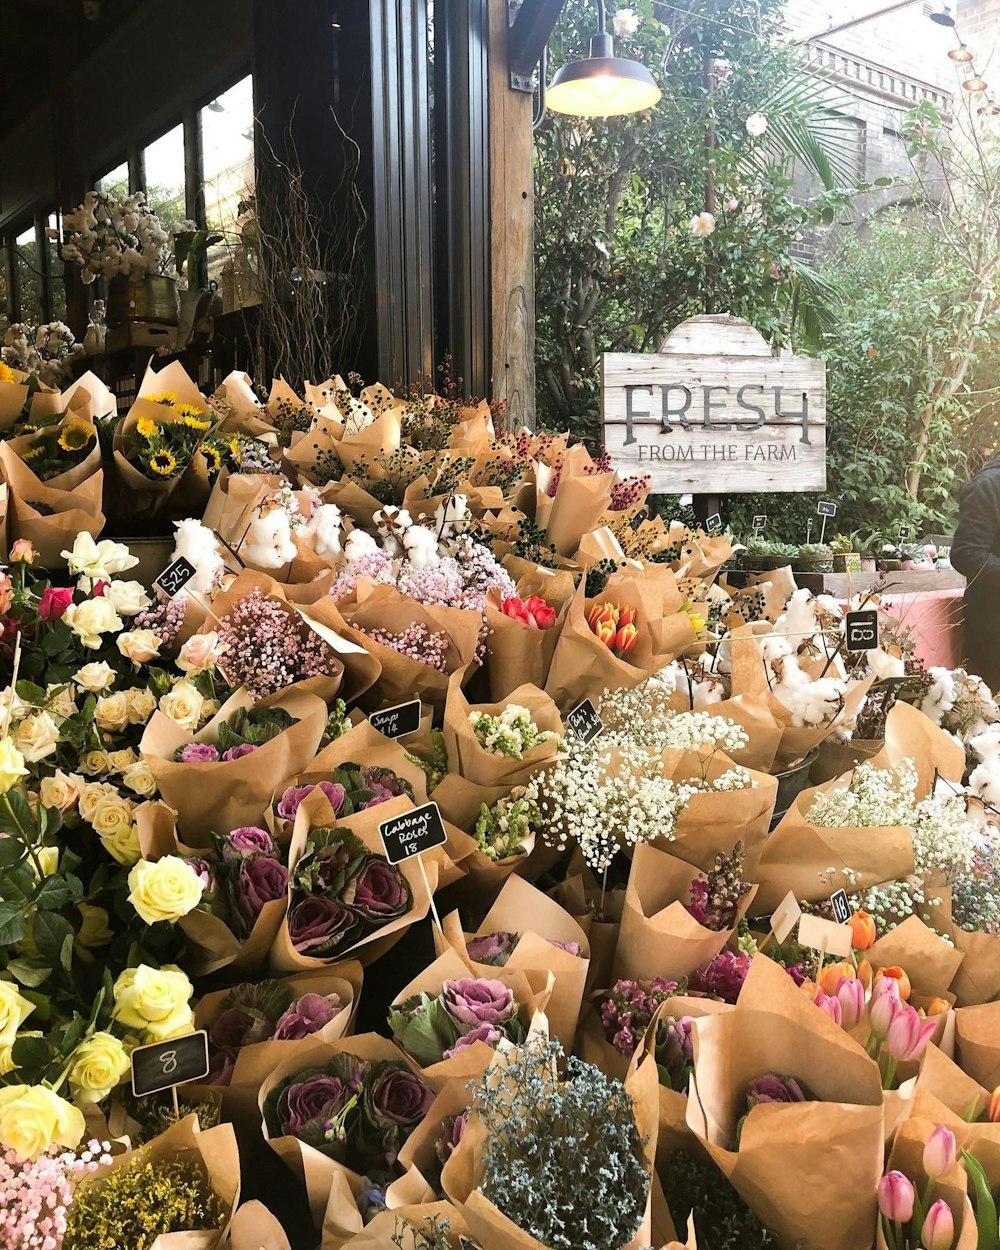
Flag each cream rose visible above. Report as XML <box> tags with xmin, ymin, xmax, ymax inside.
<box><xmin>158</xmin><ymin>681</ymin><xmax>204</xmax><ymax>732</ymax></box>
<box><xmin>63</xmin><ymin>598</ymin><xmax>124</xmax><ymax>649</ymax></box>
<box><xmin>0</xmin><ymin>1043</ymin><xmax>15</xmax><ymax>1075</ymax></box>
<box><xmin>105</xmin><ymin>580</ymin><xmax>151</xmax><ymax>617</ymax></box>
<box><xmin>0</xmin><ymin>1084</ymin><xmax>86</xmax><ymax>1161</ymax></box>
<box><xmin>107</xmin><ymin>748</ymin><xmax>138</xmax><ymax>773</ymax></box>
<box><xmin>45</xmin><ymin>684</ymin><xmax>77</xmax><ymax>719</ymax></box>
<box><xmin>125</xmin><ymin>687</ymin><xmax>157</xmax><ymax>725</ymax></box>
<box><xmin>0</xmin><ymin>737</ymin><xmax>28</xmax><ymax>795</ymax></box>
<box><xmin>32</xmin><ymin>846</ymin><xmax>59</xmax><ymax>878</ymax></box>
<box><xmin>39</xmin><ymin>769</ymin><xmax>84</xmax><ymax>813</ymax></box>
<box><xmin>122</xmin><ymin>760</ymin><xmax>157</xmax><ymax>798</ymax></box>
<box><xmin>0</xmin><ymin>980</ymin><xmax>34</xmax><ymax>1044</ymax></box>
<box><xmin>12</xmin><ymin>712</ymin><xmax>60</xmax><ymax>765</ymax></box>
<box><xmin>177</xmin><ymin>631</ymin><xmax>227</xmax><ymax>673</ymax></box>
<box><xmin>81</xmin><ymin>748</ymin><xmax>112</xmax><ymax>776</ymax></box>
<box><xmin>66</xmin><ymin>1032</ymin><xmax>131</xmax><ymax>1103</ymax></box>
<box><xmin>74</xmin><ymin>662</ymin><xmax>116</xmax><ymax>693</ymax></box>
<box><xmin>100</xmin><ymin>822</ymin><xmax>142</xmax><ymax>866</ymax></box>
<box><xmin>127</xmin><ymin>856</ymin><xmax>203</xmax><ymax>925</ymax></box>
<box><xmin>113</xmin><ymin>963</ymin><xmax>193</xmax><ymax>1031</ymax></box>
<box><xmin>79</xmin><ymin>781</ymin><xmax>119</xmax><ymax>822</ymax></box>
<box><xmin>117</xmin><ymin>629</ymin><xmax>162</xmax><ymax>664</ymax></box>
<box><xmin>90</xmin><ymin>792</ymin><xmax>136</xmax><ymax>838</ymax></box>
<box><xmin>94</xmin><ymin>691</ymin><xmax>130</xmax><ymax>734</ymax></box>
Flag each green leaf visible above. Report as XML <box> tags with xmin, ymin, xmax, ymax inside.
<box><xmin>0</xmin><ymin>838</ymin><xmax>27</xmax><ymax>869</ymax></box>
<box><xmin>963</xmin><ymin>1149</ymin><xmax>1000</xmax><ymax>1250</ymax></box>
<box><xmin>6</xmin><ymin>957</ymin><xmax>52</xmax><ymax>987</ymax></box>
<box><xmin>15</xmin><ymin>681</ymin><xmax>46</xmax><ymax>704</ymax></box>
<box><xmin>60</xmin><ymin>932</ymin><xmax>75</xmax><ymax>972</ymax></box>
<box><xmin>0</xmin><ymin>900</ymin><xmax>26</xmax><ymax>944</ymax></box>
<box><xmin>33</xmin><ymin>875</ymin><xmax>73</xmax><ymax>910</ymax></box>
<box><xmin>0</xmin><ymin>790</ymin><xmax>34</xmax><ymax>840</ymax></box>
<box><xmin>31</xmin><ymin>910</ymin><xmax>74</xmax><ymax>963</ymax></box>
<box><xmin>11</xmin><ymin>1034</ymin><xmax>55</xmax><ymax>1070</ymax></box>
<box><xmin>387</xmin><ymin>992</ymin><xmax>463</xmax><ymax>1067</ymax></box>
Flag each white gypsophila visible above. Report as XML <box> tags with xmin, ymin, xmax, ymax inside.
<box><xmin>660</xmin><ymin>710</ymin><xmax>749</xmax><ymax>755</ymax></box>
<box><xmin>595</xmin><ymin>683</ymin><xmax>741</xmax><ymax>754</ymax></box>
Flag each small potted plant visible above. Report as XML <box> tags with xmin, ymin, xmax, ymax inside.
<box><xmin>829</xmin><ymin>532</ymin><xmax>862</xmax><ymax>573</ymax></box>
<box><xmin>738</xmin><ymin>538</ymin><xmax>799</xmax><ymax>572</ymax></box>
<box><xmin>794</xmin><ymin>542</ymin><xmax>834</xmax><ymax>574</ymax></box>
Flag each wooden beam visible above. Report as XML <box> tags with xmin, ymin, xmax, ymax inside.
<box><xmin>488</xmin><ymin>0</ymin><xmax>536</xmax><ymax>429</ymax></box>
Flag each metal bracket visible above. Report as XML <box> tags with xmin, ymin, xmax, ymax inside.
<box><xmin>507</xmin><ymin>0</ymin><xmax>564</xmax><ymax>90</ymax></box>
<box><xmin>510</xmin><ymin>69</ymin><xmax>536</xmax><ymax>93</ymax></box>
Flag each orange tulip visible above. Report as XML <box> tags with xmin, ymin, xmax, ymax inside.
<box><xmin>925</xmin><ymin>997</ymin><xmax>950</xmax><ymax>1017</ymax></box>
<box><xmin>798</xmin><ymin>978</ymin><xmax>818</xmax><ymax>999</ymax></box>
<box><xmin>817</xmin><ymin>960</ymin><xmax>855</xmax><ymax>997</ymax></box>
<box><xmin>856</xmin><ymin>959</ymin><xmax>874</xmax><ymax>991</ymax></box>
<box><xmin>849</xmin><ymin>910</ymin><xmax>877</xmax><ymax>951</ymax></box>
<box><xmin>617</xmin><ymin>604</ymin><xmax>637</xmax><ymax>628</ymax></box>
<box><xmin>587</xmin><ymin>602</ymin><xmax>619</xmax><ymax>630</ymax></box>
<box><xmin>988</xmin><ymin>1086</ymin><xmax>1000</xmax><ymax>1123</ymax></box>
<box><xmin>875</xmin><ymin>965</ymin><xmax>911</xmax><ymax>1002</ymax></box>
<box><xmin>614</xmin><ymin>622</ymin><xmax>638</xmax><ymax>655</ymax></box>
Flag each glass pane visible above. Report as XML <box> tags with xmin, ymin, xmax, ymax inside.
<box><xmin>46</xmin><ymin>213</ymin><xmax>66</xmax><ymax>322</ymax></box>
<box><xmin>143</xmin><ymin>123</ymin><xmax>187</xmax><ymax>230</ymax></box>
<box><xmin>14</xmin><ymin>226</ymin><xmax>43</xmax><ymax>325</ymax></box>
<box><xmin>95</xmin><ymin>161</ymin><xmax>129</xmax><ymax>197</ymax></box>
<box><xmin>200</xmin><ymin>75</ymin><xmax>256</xmax><ymax>300</ymax></box>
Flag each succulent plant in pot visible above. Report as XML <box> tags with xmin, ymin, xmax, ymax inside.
<box><xmin>739</xmin><ymin>539</ymin><xmax>799</xmax><ymax>571</ymax></box>
<box><xmin>795</xmin><ymin>542</ymin><xmax>834</xmax><ymax>573</ymax></box>
<box><xmin>829</xmin><ymin>533</ymin><xmax>862</xmax><ymax>572</ymax></box>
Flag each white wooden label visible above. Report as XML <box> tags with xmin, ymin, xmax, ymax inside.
<box><xmin>601</xmin><ymin>314</ymin><xmax>827</xmax><ymax>493</ymax></box>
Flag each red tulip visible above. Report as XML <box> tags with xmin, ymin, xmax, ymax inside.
<box><xmin>501</xmin><ymin>596</ymin><xmax>532</xmax><ymax>625</ymax></box>
<box><xmin>523</xmin><ymin>595</ymin><xmax>556</xmax><ymax>629</ymax></box>
<box><xmin>614</xmin><ymin>622</ymin><xmax>638</xmax><ymax>655</ymax></box>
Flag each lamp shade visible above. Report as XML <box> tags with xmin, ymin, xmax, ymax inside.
<box><xmin>547</xmin><ymin>32</ymin><xmax>661</xmax><ymax>117</ymax></box>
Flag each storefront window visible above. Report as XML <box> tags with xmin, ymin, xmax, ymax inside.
<box><xmin>143</xmin><ymin>123</ymin><xmax>187</xmax><ymax>229</ymax></box>
<box><xmin>95</xmin><ymin>160</ymin><xmax>129</xmax><ymax>197</ymax></box>
<box><xmin>200</xmin><ymin>75</ymin><xmax>256</xmax><ymax>304</ymax></box>
<box><xmin>14</xmin><ymin>226</ymin><xmax>43</xmax><ymax>325</ymax></box>
<box><xmin>46</xmin><ymin>213</ymin><xmax>66</xmax><ymax>321</ymax></box>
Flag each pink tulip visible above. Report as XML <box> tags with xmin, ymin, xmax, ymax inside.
<box><xmin>885</xmin><ymin>1005</ymin><xmax>937</xmax><ymax>1062</ymax></box>
<box><xmin>813</xmin><ymin>989</ymin><xmax>842</xmax><ymax>1026</ymax></box>
<box><xmin>877</xmin><ymin>1170</ymin><xmax>915</xmax><ymax>1223</ymax></box>
<box><xmin>869</xmin><ymin>980</ymin><xmax>902</xmax><ymax>1041</ymax></box>
<box><xmin>921</xmin><ymin>1198</ymin><xmax>954</xmax><ymax>1250</ymax></box>
<box><xmin>835</xmin><ymin>976</ymin><xmax>866</xmax><ymax>1029</ymax></box>
<box><xmin>922</xmin><ymin>1125</ymin><xmax>957</xmax><ymax>1180</ymax></box>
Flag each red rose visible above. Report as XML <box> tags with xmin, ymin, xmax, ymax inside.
<box><xmin>501</xmin><ymin>596</ymin><xmax>532</xmax><ymax>625</ymax></box>
<box><xmin>523</xmin><ymin>595</ymin><xmax>556</xmax><ymax>629</ymax></box>
<box><xmin>38</xmin><ymin>587</ymin><xmax>75</xmax><ymax>621</ymax></box>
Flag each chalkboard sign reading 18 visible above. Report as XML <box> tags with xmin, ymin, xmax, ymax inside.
<box><xmin>379</xmin><ymin>802</ymin><xmax>448</xmax><ymax>865</ymax></box>
<box><xmin>153</xmin><ymin>556</ymin><xmax>197</xmax><ymax>599</ymax></box>
<box><xmin>830</xmin><ymin>889</ymin><xmax>851</xmax><ymax>925</ymax></box>
<box><xmin>131</xmin><ymin>1031</ymin><xmax>210</xmax><ymax>1098</ymax></box>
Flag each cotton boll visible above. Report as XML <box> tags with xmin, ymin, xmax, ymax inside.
<box><xmin>307</xmin><ymin>504</ymin><xmax>343</xmax><ymax>560</ymax></box>
<box><xmin>780</xmin><ymin>677</ymin><xmax>846</xmax><ymax>727</ymax></box>
<box><xmin>171</xmin><ymin>518</ymin><xmax>224</xmax><ymax>594</ymax></box>
<box><xmin>403</xmin><ymin>525</ymin><xmax>440</xmax><ymax>569</ymax></box>
<box><xmin>816</xmin><ymin>594</ymin><xmax>843</xmax><ymax>619</ymax></box>
<box><xmin>971</xmin><ymin>723</ymin><xmax>1000</xmax><ymax>766</ymax></box>
<box><xmin>434</xmin><ymin>493</ymin><xmax>470</xmax><ymax>539</ymax></box>
<box><xmin>867</xmin><ymin>647</ymin><xmax>906</xmax><ymax>680</ymax></box>
<box><xmin>692</xmin><ymin>678</ymin><xmax>725</xmax><ymax>709</ymax></box>
<box><xmin>775</xmin><ymin>588</ymin><xmax>819</xmax><ymax>639</ymax></box>
<box><xmin>243</xmin><ymin>507</ymin><xmax>297</xmax><ymax>569</ymax></box>
<box><xmin>374</xmin><ymin>505</ymin><xmax>413</xmax><ymax>556</ymax></box>
<box><xmin>970</xmin><ymin>756</ymin><xmax>1000</xmax><ymax>807</ymax></box>
<box><xmin>344</xmin><ymin>529</ymin><xmax>379</xmax><ymax>563</ymax></box>
<box><xmin>760</xmin><ymin>631</ymin><xmax>795</xmax><ymax>666</ymax></box>
<box><xmin>921</xmin><ymin>667</ymin><xmax>958</xmax><ymax>724</ymax></box>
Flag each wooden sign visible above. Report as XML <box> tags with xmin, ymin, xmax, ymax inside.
<box><xmin>601</xmin><ymin>314</ymin><xmax>826</xmax><ymax>493</ymax></box>
<box><xmin>131</xmin><ymin>1031</ymin><xmax>210</xmax><ymax>1097</ymax></box>
<box><xmin>797</xmin><ymin>913</ymin><xmax>853</xmax><ymax>958</ymax></box>
<box><xmin>769</xmin><ymin>891</ymin><xmax>802</xmax><ymax>945</ymax></box>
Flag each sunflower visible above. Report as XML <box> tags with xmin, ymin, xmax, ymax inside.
<box><xmin>20</xmin><ymin>445</ymin><xmax>42</xmax><ymax>461</ymax></box>
<box><xmin>149</xmin><ymin>450</ymin><xmax>177</xmax><ymax>477</ymax></box>
<box><xmin>200</xmin><ymin>444</ymin><xmax>222</xmax><ymax>473</ymax></box>
<box><xmin>144</xmin><ymin>392</ymin><xmax>176</xmax><ymax>406</ymax></box>
<box><xmin>136</xmin><ymin>416</ymin><xmax>159</xmax><ymax>439</ymax></box>
<box><xmin>0</xmin><ymin>361</ymin><xmax>15</xmax><ymax>384</ymax></box>
<box><xmin>180</xmin><ymin>412</ymin><xmax>211</xmax><ymax>432</ymax></box>
<box><xmin>58</xmin><ymin>420</ymin><xmax>95</xmax><ymax>453</ymax></box>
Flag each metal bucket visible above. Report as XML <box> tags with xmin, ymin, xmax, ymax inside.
<box><xmin>106</xmin><ymin>275</ymin><xmax>179</xmax><ymax>328</ymax></box>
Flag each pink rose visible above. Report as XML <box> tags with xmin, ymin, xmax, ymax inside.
<box><xmin>39</xmin><ymin>587</ymin><xmax>74</xmax><ymax>621</ymax></box>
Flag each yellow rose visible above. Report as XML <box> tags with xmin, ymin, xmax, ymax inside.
<box><xmin>0</xmin><ymin>1043</ymin><xmax>16</xmax><ymax>1075</ymax></box>
<box><xmin>94</xmin><ymin>692</ymin><xmax>130</xmax><ymax>733</ymax></box>
<box><xmin>31</xmin><ymin>846</ymin><xmax>59</xmax><ymax>879</ymax></box>
<box><xmin>127</xmin><ymin>856</ymin><xmax>203</xmax><ymax>925</ymax></box>
<box><xmin>142</xmin><ymin>1003</ymin><xmax>197</xmax><ymax>1042</ymax></box>
<box><xmin>125</xmin><ymin>687</ymin><xmax>157</xmax><ymax>725</ymax></box>
<box><xmin>0</xmin><ymin>980</ymin><xmax>34</xmax><ymax>1044</ymax></box>
<box><xmin>0</xmin><ymin>1084</ymin><xmax>86</xmax><ymax>1161</ymax></box>
<box><xmin>90</xmin><ymin>793</ymin><xmax>135</xmax><ymax>839</ymax></box>
<box><xmin>12</xmin><ymin>712</ymin><xmax>61</xmax><ymax>764</ymax></box>
<box><xmin>66</xmin><ymin>1032</ymin><xmax>130</xmax><ymax>1103</ymax></box>
<box><xmin>113</xmin><ymin>964</ymin><xmax>193</xmax><ymax>1039</ymax></box>
<box><xmin>158</xmin><ymin>681</ymin><xmax>204</xmax><ymax>732</ymax></box>
<box><xmin>79</xmin><ymin>781</ymin><xmax>119</xmax><ymax>822</ymax></box>
<box><xmin>121</xmin><ymin>760</ymin><xmax>157</xmax><ymax>798</ymax></box>
<box><xmin>117</xmin><ymin>630</ymin><xmax>161</xmax><ymax>664</ymax></box>
<box><xmin>81</xmin><ymin>749</ymin><xmax>112</xmax><ymax>776</ymax></box>
<box><xmin>74</xmin><ymin>661</ymin><xmax>116</xmax><ymax>693</ymax></box>
<box><xmin>39</xmin><ymin>769</ymin><xmax>84</xmax><ymax>813</ymax></box>
<box><xmin>45</xmin><ymin>684</ymin><xmax>77</xmax><ymax>719</ymax></box>
<box><xmin>107</xmin><ymin>748</ymin><xmax>138</xmax><ymax>773</ymax></box>
<box><xmin>100</xmin><ymin>822</ymin><xmax>141</xmax><ymax>866</ymax></box>
<box><xmin>201</xmin><ymin>698</ymin><xmax>221</xmax><ymax>721</ymax></box>
<box><xmin>0</xmin><ymin>737</ymin><xmax>28</xmax><ymax>795</ymax></box>
<box><xmin>75</xmin><ymin>903</ymin><xmax>113</xmax><ymax>951</ymax></box>
<box><xmin>63</xmin><ymin>598</ymin><xmax>124</xmax><ymax>649</ymax></box>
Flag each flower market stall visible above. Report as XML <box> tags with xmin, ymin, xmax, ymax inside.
<box><xmin>0</xmin><ymin>357</ymin><xmax>996</xmax><ymax>1250</ymax></box>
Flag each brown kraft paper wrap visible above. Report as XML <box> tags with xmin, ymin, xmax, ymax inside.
<box><xmin>866</xmin><ymin>915</ymin><xmax>964</xmax><ymax>998</ymax></box>
<box><xmin>0</xmin><ymin>441</ymin><xmax>105</xmax><ymax>566</ymax></box>
<box><xmin>482</xmin><ymin>587</ymin><xmax>564</xmax><ymax>701</ymax></box>
<box><xmin>955</xmin><ymin>1000</ymin><xmax>1000</xmax><ymax>1089</ymax></box>
<box><xmin>685</xmin><ymin>954</ymin><xmax>884</xmax><ymax>1250</ymax></box>
<box><xmin>222</xmin><ymin>1201</ymin><xmax>291</xmax><ymax>1250</ymax></box>
<box><xmin>387</xmin><ymin>1067</ymin><xmax>490</xmax><ymax>1206</ymax></box>
<box><xmin>442</xmin><ymin>676</ymin><xmax>563</xmax><ymax>788</ymax></box>
<box><xmin>614</xmin><ymin>841</ymin><xmax>758</xmax><ymax>984</ymax></box>
<box><xmin>435</xmin><ymin>874</ymin><xmax>589</xmax><ymax>1046</ymax></box>
<box><xmin>5</xmin><ymin>415</ymin><xmax>104</xmax><ymax>493</ymax></box>
<box><xmin>332</xmin><ymin>1202</ymin><xmax>470</xmax><ymax>1250</ymax></box>
<box><xmin>141</xmin><ymin>685</ymin><xmax>328</xmax><ymax>846</ymax></box>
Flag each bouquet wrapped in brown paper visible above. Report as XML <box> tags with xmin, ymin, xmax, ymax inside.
<box><xmin>613</xmin><ymin>841</ymin><xmax>757</xmax><ymax>985</ymax></box>
<box><xmin>867</xmin><ymin>915</ymin><xmax>965</xmax><ymax>1001</ymax></box>
<box><xmin>258</xmin><ymin>1033</ymin><xmax>435</xmax><ymax>1227</ymax></box>
<box><xmin>685</xmin><ymin>954</ymin><xmax>885</xmax><ymax>1250</ymax></box>
<box><xmin>283</xmin><ymin>586</ymin><xmax>383</xmax><ymax>704</ymax></box>
<box><xmin>883</xmin><ymin>1116</ymin><xmax>981</xmax><ymax>1250</ymax></box>
<box><xmin>442</xmin><ymin>676</ymin><xmax>563</xmax><ymax>788</ymax></box>
<box><xmin>334</xmin><ymin>1202</ymin><xmax>471</xmax><ymax>1250</ymax></box>
<box><xmin>222</xmin><ymin>1201</ymin><xmax>291</xmax><ymax>1250</ymax></box>
<box><xmin>0</xmin><ymin>440</ymin><xmax>104</xmax><ymax>567</ymax></box>
<box><xmin>955</xmin><ymin>1000</ymin><xmax>1000</xmax><ymax>1090</ymax></box>
<box><xmin>268</xmin><ymin>785</ymin><xmax>449</xmax><ymax>974</ymax></box>
<box><xmin>434</xmin><ymin>874</ymin><xmax>589</xmax><ymax>1047</ymax></box>
<box><xmin>387</xmin><ymin>946</ymin><xmax>552</xmax><ymax>1088</ymax></box>
<box><xmin>531</xmin><ymin>443</ymin><xmax>615</xmax><ymax>556</ymax></box>
<box><xmin>211</xmin><ymin>370</ymin><xmax>277</xmax><ymax>438</ymax></box>
<box><xmin>385</xmin><ymin>1069</ymin><xmax>489</xmax><ymax>1207</ymax></box>
<box><xmin>482</xmin><ymin>587</ymin><xmax>565</xmax><ymax>702</ymax></box>
<box><xmin>141</xmin><ymin>685</ymin><xmax>328</xmax><ymax>845</ymax></box>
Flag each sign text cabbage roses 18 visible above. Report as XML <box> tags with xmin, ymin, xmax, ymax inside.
<box><xmin>601</xmin><ymin>314</ymin><xmax>827</xmax><ymax>492</ymax></box>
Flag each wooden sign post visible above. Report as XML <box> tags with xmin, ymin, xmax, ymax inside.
<box><xmin>601</xmin><ymin>314</ymin><xmax>827</xmax><ymax>493</ymax></box>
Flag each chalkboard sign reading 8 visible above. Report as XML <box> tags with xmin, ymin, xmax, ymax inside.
<box><xmin>845</xmin><ymin>610</ymin><xmax>879</xmax><ymax>652</ymax></box>
<box><xmin>131</xmin><ymin>1031</ymin><xmax>210</xmax><ymax>1098</ymax></box>
<box><xmin>379</xmin><ymin>802</ymin><xmax>448</xmax><ymax>865</ymax></box>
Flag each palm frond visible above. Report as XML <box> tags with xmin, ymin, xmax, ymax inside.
<box><xmin>749</xmin><ymin>72</ymin><xmax>861</xmax><ymax>190</ymax></box>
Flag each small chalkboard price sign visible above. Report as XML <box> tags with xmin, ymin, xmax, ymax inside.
<box><xmin>153</xmin><ymin>556</ymin><xmax>197</xmax><ymax>599</ymax></box>
<box><xmin>830</xmin><ymin>888</ymin><xmax>851</xmax><ymax>926</ymax></box>
<box><xmin>131</xmin><ymin>1030</ymin><xmax>209</xmax><ymax>1098</ymax></box>
<box><xmin>845</xmin><ymin>609</ymin><xmax>879</xmax><ymax>652</ymax></box>
<box><xmin>752</xmin><ymin>514</ymin><xmax>767</xmax><ymax>530</ymax></box>
<box><xmin>567</xmin><ymin>699</ymin><xmax>603</xmax><ymax>745</ymax></box>
<box><xmin>379</xmin><ymin>801</ymin><xmax>448</xmax><ymax>864</ymax></box>
<box><xmin>369</xmin><ymin>699</ymin><xmax>422</xmax><ymax>740</ymax></box>
<box><xmin>705</xmin><ymin>512</ymin><xmax>722</xmax><ymax>532</ymax></box>
<box><xmin>817</xmin><ymin>500</ymin><xmax>838</xmax><ymax>518</ymax></box>
<box><xmin>898</xmin><ymin>525</ymin><xmax>910</xmax><ymax>540</ymax></box>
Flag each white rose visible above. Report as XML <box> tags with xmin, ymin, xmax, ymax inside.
<box><xmin>94</xmin><ymin>691</ymin><xmax>130</xmax><ymax>733</ymax></box>
<box><xmin>12</xmin><ymin>712</ymin><xmax>60</xmax><ymax>764</ymax></box>
<box><xmin>107</xmin><ymin>748</ymin><xmax>138</xmax><ymax>773</ymax></box>
<box><xmin>122</xmin><ymin>760</ymin><xmax>157</xmax><ymax>797</ymax></box>
<box><xmin>158</xmin><ymin>681</ymin><xmax>204</xmax><ymax>731</ymax></box>
<box><xmin>79</xmin><ymin>781</ymin><xmax>119</xmax><ymax>822</ymax></box>
<box><xmin>117</xmin><ymin>630</ymin><xmax>161</xmax><ymax>664</ymax></box>
<box><xmin>75</xmin><ymin>662</ymin><xmax>116</xmax><ymax>693</ymax></box>
<box><xmin>104</xmin><ymin>580</ymin><xmax>151</xmax><ymax>617</ymax></box>
<box><xmin>90</xmin><ymin>792</ymin><xmax>136</xmax><ymax>839</ymax></box>
<box><xmin>63</xmin><ymin>598</ymin><xmax>123</xmax><ymax>649</ymax></box>
<box><xmin>96</xmin><ymin>539</ymin><xmax>139</xmax><ymax>577</ymax></box>
<box><xmin>124</xmin><ymin>687</ymin><xmax>157</xmax><ymax>725</ymax></box>
<box><xmin>745</xmin><ymin>112</ymin><xmax>768</xmax><ymax>137</ymax></box>
<box><xmin>39</xmin><ymin>770</ymin><xmax>84</xmax><ymax>813</ymax></box>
